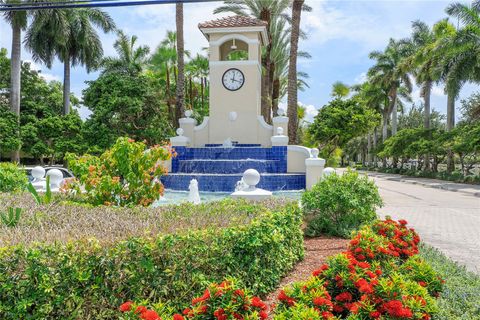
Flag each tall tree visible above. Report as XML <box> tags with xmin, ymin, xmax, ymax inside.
<box><xmin>331</xmin><ymin>81</ymin><xmax>350</xmax><ymax>99</ymax></box>
<box><xmin>26</xmin><ymin>6</ymin><xmax>115</xmax><ymax>115</ymax></box>
<box><xmin>287</xmin><ymin>0</ymin><xmax>305</xmax><ymax>144</ymax></box>
<box><xmin>101</xmin><ymin>31</ymin><xmax>150</xmax><ymax>75</ymax></box>
<box><xmin>368</xmin><ymin>39</ymin><xmax>412</xmax><ymax>142</ymax></box>
<box><xmin>175</xmin><ymin>3</ymin><xmax>185</xmax><ymax>125</ymax></box>
<box><xmin>402</xmin><ymin>20</ymin><xmax>438</xmax><ymax>169</ymax></box>
<box><xmin>2</xmin><ymin>0</ymin><xmax>27</xmax><ymax>162</ymax></box>
<box><xmin>430</xmin><ymin>19</ymin><xmax>462</xmax><ymax>172</ymax></box>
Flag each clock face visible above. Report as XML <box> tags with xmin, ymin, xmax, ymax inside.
<box><xmin>222</xmin><ymin>68</ymin><xmax>245</xmax><ymax>91</ymax></box>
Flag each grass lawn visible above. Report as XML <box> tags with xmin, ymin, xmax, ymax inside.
<box><xmin>420</xmin><ymin>244</ymin><xmax>480</xmax><ymax>320</ymax></box>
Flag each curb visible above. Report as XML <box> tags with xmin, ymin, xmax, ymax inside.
<box><xmin>358</xmin><ymin>171</ymin><xmax>480</xmax><ymax>198</ymax></box>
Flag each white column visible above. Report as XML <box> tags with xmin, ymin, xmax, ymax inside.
<box><xmin>305</xmin><ymin>148</ymin><xmax>326</xmax><ymax>190</ymax></box>
<box><xmin>272</xmin><ymin>116</ymin><xmax>289</xmax><ymax>139</ymax></box>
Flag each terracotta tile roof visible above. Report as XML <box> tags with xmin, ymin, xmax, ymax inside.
<box><xmin>198</xmin><ymin>15</ymin><xmax>267</xmax><ymax>29</ymax></box>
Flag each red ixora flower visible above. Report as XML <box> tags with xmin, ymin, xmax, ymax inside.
<box><xmin>398</xmin><ymin>219</ymin><xmax>408</xmax><ymax>225</ymax></box>
<box><xmin>119</xmin><ymin>301</ymin><xmax>133</xmax><ymax>312</ymax></box>
<box><xmin>278</xmin><ymin>290</ymin><xmax>296</xmax><ymax>306</ymax></box>
<box><xmin>135</xmin><ymin>306</ymin><xmax>148</xmax><ymax>315</ymax></box>
<box><xmin>251</xmin><ymin>296</ymin><xmax>268</xmax><ymax>311</ymax></box>
<box><xmin>335</xmin><ymin>292</ymin><xmax>353</xmax><ymax>302</ymax></box>
<box><xmin>173</xmin><ymin>314</ymin><xmax>184</xmax><ymax>320</ymax></box>
<box><xmin>140</xmin><ymin>310</ymin><xmax>161</xmax><ymax>320</ymax></box>
<box><xmin>213</xmin><ymin>308</ymin><xmax>227</xmax><ymax>320</ymax></box>
<box><xmin>313</xmin><ymin>297</ymin><xmax>333</xmax><ymax>308</ymax></box>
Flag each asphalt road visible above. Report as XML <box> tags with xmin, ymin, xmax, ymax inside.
<box><xmin>367</xmin><ymin>174</ymin><xmax>480</xmax><ymax>274</ymax></box>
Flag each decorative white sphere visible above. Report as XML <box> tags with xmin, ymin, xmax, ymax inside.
<box><xmin>243</xmin><ymin>169</ymin><xmax>260</xmax><ymax>187</ymax></box>
<box><xmin>278</xmin><ymin>107</ymin><xmax>286</xmax><ymax>116</ymax></box>
<box><xmin>229</xmin><ymin>111</ymin><xmax>238</xmax><ymax>122</ymax></box>
<box><xmin>46</xmin><ymin>169</ymin><xmax>63</xmax><ymax>187</ymax></box>
<box><xmin>276</xmin><ymin>127</ymin><xmax>284</xmax><ymax>136</ymax></box>
<box><xmin>311</xmin><ymin>148</ymin><xmax>320</xmax><ymax>158</ymax></box>
<box><xmin>323</xmin><ymin>167</ymin><xmax>336</xmax><ymax>177</ymax></box>
<box><xmin>176</xmin><ymin>128</ymin><xmax>184</xmax><ymax>136</ymax></box>
<box><xmin>32</xmin><ymin>166</ymin><xmax>46</xmax><ymax>180</ymax></box>
<box><xmin>185</xmin><ymin>110</ymin><xmax>193</xmax><ymax>118</ymax></box>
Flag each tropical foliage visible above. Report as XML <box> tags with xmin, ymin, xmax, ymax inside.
<box><xmin>302</xmin><ymin>170</ymin><xmax>383</xmax><ymax>238</ymax></box>
<box><xmin>64</xmin><ymin>137</ymin><xmax>172</xmax><ymax>207</ymax></box>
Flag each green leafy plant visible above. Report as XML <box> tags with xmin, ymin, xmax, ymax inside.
<box><xmin>26</xmin><ymin>175</ymin><xmax>52</xmax><ymax>204</ymax></box>
<box><xmin>0</xmin><ymin>200</ymin><xmax>303</xmax><ymax>319</ymax></box>
<box><xmin>0</xmin><ymin>162</ymin><xmax>28</xmax><ymax>193</ymax></box>
<box><xmin>0</xmin><ymin>207</ymin><xmax>22</xmax><ymax>227</ymax></box>
<box><xmin>302</xmin><ymin>170</ymin><xmax>383</xmax><ymax>237</ymax></box>
<box><xmin>64</xmin><ymin>137</ymin><xmax>173</xmax><ymax>207</ymax></box>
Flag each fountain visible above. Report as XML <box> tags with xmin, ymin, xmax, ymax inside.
<box><xmin>188</xmin><ymin>179</ymin><xmax>201</xmax><ymax>205</ymax></box>
<box><xmin>30</xmin><ymin>166</ymin><xmax>64</xmax><ymax>192</ymax></box>
<box><xmin>231</xmin><ymin>169</ymin><xmax>272</xmax><ymax>201</ymax></box>
<box><xmin>222</xmin><ymin>138</ymin><xmax>234</xmax><ymax>148</ymax></box>
<box><xmin>235</xmin><ymin>178</ymin><xmax>249</xmax><ymax>192</ymax></box>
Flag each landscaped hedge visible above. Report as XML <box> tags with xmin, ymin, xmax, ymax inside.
<box><xmin>0</xmin><ymin>200</ymin><xmax>304</xmax><ymax>319</ymax></box>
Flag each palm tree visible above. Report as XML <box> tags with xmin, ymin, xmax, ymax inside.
<box><xmin>287</xmin><ymin>0</ymin><xmax>306</xmax><ymax>145</ymax></box>
<box><xmin>331</xmin><ymin>81</ymin><xmax>350</xmax><ymax>99</ymax></box>
<box><xmin>26</xmin><ymin>6</ymin><xmax>115</xmax><ymax>115</ymax></box>
<box><xmin>403</xmin><ymin>20</ymin><xmax>439</xmax><ymax>170</ymax></box>
<box><xmin>2</xmin><ymin>0</ymin><xmax>27</xmax><ymax>162</ymax></box>
<box><xmin>445</xmin><ymin>2</ymin><xmax>480</xmax><ymax>128</ymax></box>
<box><xmin>175</xmin><ymin>3</ymin><xmax>185</xmax><ymax>125</ymax></box>
<box><xmin>368</xmin><ymin>39</ymin><xmax>412</xmax><ymax>142</ymax></box>
<box><xmin>270</xmin><ymin>16</ymin><xmax>310</xmax><ymax>117</ymax></box>
<box><xmin>214</xmin><ymin>0</ymin><xmax>292</xmax><ymax>123</ymax></box>
<box><xmin>101</xmin><ymin>31</ymin><xmax>150</xmax><ymax>75</ymax></box>
<box><xmin>352</xmin><ymin>81</ymin><xmax>387</xmax><ymax>166</ymax></box>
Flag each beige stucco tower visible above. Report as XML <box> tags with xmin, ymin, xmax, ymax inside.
<box><xmin>198</xmin><ymin>16</ymin><xmax>270</xmax><ymax>145</ymax></box>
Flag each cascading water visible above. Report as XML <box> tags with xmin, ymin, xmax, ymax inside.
<box><xmin>235</xmin><ymin>178</ymin><xmax>249</xmax><ymax>192</ymax></box>
<box><xmin>187</xmin><ymin>179</ymin><xmax>201</xmax><ymax>204</ymax></box>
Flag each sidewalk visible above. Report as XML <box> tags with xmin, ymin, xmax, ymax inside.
<box><xmin>357</xmin><ymin>170</ymin><xmax>480</xmax><ymax>198</ymax></box>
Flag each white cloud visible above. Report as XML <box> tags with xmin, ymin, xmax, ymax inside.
<box><xmin>127</xmin><ymin>2</ymin><xmax>228</xmax><ymax>57</ymax></box>
<box><xmin>354</xmin><ymin>72</ymin><xmax>367</xmax><ymax>84</ymax></box>
<box><xmin>23</xmin><ymin>59</ymin><xmax>62</xmax><ymax>82</ymax></box>
<box><xmin>300</xmin><ymin>102</ymin><xmax>319</xmax><ymax>123</ymax></box>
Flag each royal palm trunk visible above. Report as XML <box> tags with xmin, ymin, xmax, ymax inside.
<box><xmin>10</xmin><ymin>23</ymin><xmax>21</xmax><ymax>162</ymax></box>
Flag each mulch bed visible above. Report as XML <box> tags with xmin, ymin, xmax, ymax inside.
<box><xmin>265</xmin><ymin>236</ymin><xmax>348</xmax><ymax>315</ymax></box>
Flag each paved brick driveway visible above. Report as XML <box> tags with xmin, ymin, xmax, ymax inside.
<box><xmin>366</xmin><ymin>174</ymin><xmax>480</xmax><ymax>273</ymax></box>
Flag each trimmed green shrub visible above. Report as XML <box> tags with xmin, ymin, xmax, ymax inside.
<box><xmin>0</xmin><ymin>162</ymin><xmax>28</xmax><ymax>192</ymax></box>
<box><xmin>420</xmin><ymin>244</ymin><xmax>480</xmax><ymax>319</ymax></box>
<box><xmin>302</xmin><ymin>170</ymin><xmax>383</xmax><ymax>237</ymax></box>
<box><xmin>0</xmin><ymin>200</ymin><xmax>304</xmax><ymax>319</ymax></box>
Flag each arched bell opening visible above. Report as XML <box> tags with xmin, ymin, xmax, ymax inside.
<box><xmin>219</xmin><ymin>39</ymin><xmax>249</xmax><ymax>61</ymax></box>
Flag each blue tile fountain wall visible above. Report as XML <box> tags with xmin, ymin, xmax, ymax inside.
<box><xmin>162</xmin><ymin>145</ymin><xmax>304</xmax><ymax>192</ymax></box>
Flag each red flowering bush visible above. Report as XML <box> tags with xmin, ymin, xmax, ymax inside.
<box><xmin>274</xmin><ymin>218</ymin><xmax>442</xmax><ymax>320</ymax></box>
<box><xmin>120</xmin><ymin>280</ymin><xmax>268</xmax><ymax>320</ymax></box>
<box><xmin>344</xmin><ymin>273</ymin><xmax>437</xmax><ymax>319</ymax></box>
<box><xmin>276</xmin><ymin>276</ymin><xmax>335</xmax><ymax>319</ymax></box>
<box><xmin>311</xmin><ymin>252</ymin><xmax>383</xmax><ymax>317</ymax></box>
<box><xmin>181</xmin><ymin>280</ymin><xmax>268</xmax><ymax>320</ymax></box>
<box><xmin>348</xmin><ymin>218</ymin><xmax>420</xmax><ymax>264</ymax></box>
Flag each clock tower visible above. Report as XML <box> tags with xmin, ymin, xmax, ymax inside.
<box><xmin>199</xmin><ymin>16</ymin><xmax>269</xmax><ymax>145</ymax></box>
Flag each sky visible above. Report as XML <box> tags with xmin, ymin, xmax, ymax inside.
<box><xmin>0</xmin><ymin>0</ymin><xmax>477</xmax><ymax>122</ymax></box>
